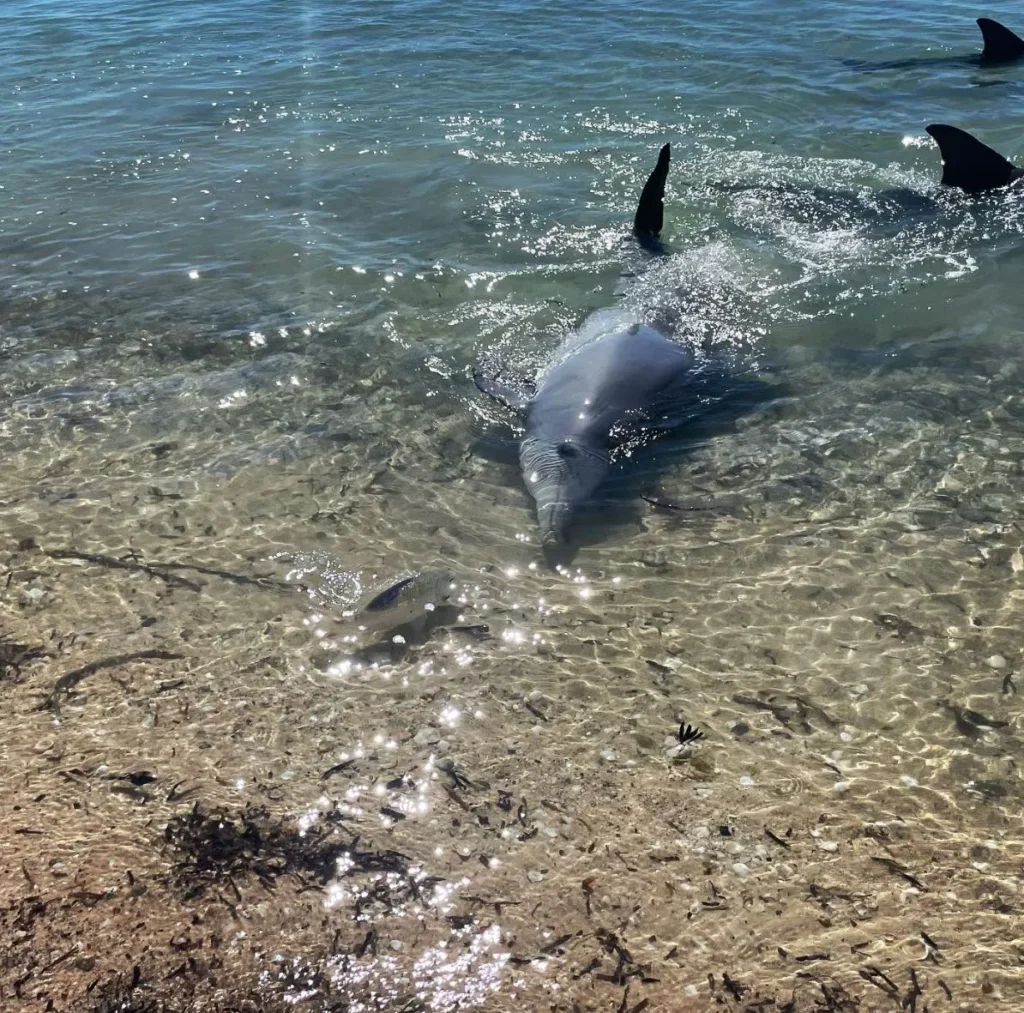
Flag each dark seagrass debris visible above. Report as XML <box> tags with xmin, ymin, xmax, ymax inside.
<box><xmin>46</xmin><ymin>547</ymin><xmax>202</xmax><ymax>591</ymax></box>
<box><xmin>0</xmin><ymin>633</ymin><xmax>50</xmax><ymax>683</ymax></box>
<box><xmin>870</xmin><ymin>855</ymin><xmax>926</xmax><ymax>891</ymax></box>
<box><xmin>163</xmin><ymin>803</ymin><xmax>421</xmax><ymax>914</ymax></box>
<box><xmin>39</xmin><ymin>650</ymin><xmax>184</xmax><ymax>713</ymax></box>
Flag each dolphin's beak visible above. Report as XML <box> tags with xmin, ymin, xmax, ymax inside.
<box><xmin>536</xmin><ymin>501</ymin><xmax>571</xmax><ymax>547</ymax></box>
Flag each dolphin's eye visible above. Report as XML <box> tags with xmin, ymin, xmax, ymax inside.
<box><xmin>557</xmin><ymin>443</ymin><xmax>577</xmax><ymax>458</ymax></box>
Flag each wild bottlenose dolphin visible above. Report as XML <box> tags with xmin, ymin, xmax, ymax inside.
<box><xmin>844</xmin><ymin>17</ymin><xmax>1024</xmax><ymax>71</ymax></box>
<box><xmin>703</xmin><ymin>122</ymin><xmax>1021</xmax><ymax>233</ymax></box>
<box><xmin>475</xmin><ymin>145</ymin><xmax>773</xmax><ymax>553</ymax></box>
<box><xmin>926</xmin><ymin>124</ymin><xmax>1024</xmax><ymax>192</ymax></box>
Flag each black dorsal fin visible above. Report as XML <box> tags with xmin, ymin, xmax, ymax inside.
<box><xmin>632</xmin><ymin>143</ymin><xmax>670</xmax><ymax>251</ymax></box>
<box><xmin>978</xmin><ymin>17</ymin><xmax>1024</xmax><ymax>63</ymax></box>
<box><xmin>925</xmin><ymin>124</ymin><xmax>1018</xmax><ymax>192</ymax></box>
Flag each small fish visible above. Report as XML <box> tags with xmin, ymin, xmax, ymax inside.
<box><xmin>347</xmin><ymin>568</ymin><xmax>457</xmax><ymax>637</ymax></box>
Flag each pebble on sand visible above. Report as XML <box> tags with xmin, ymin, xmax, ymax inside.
<box><xmin>414</xmin><ymin>726</ymin><xmax>441</xmax><ymax>746</ymax></box>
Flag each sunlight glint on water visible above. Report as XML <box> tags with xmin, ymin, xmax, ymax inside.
<box><xmin>2</xmin><ymin>1</ymin><xmax>1024</xmax><ymax>1009</ymax></box>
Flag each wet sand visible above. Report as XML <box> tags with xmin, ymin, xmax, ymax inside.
<box><xmin>2</xmin><ymin>302</ymin><xmax>1024</xmax><ymax>1011</ymax></box>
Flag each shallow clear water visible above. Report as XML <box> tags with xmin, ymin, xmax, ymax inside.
<box><xmin>2</xmin><ymin>1</ymin><xmax>1024</xmax><ymax>1010</ymax></box>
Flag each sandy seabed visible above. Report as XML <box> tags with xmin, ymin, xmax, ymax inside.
<box><xmin>2</xmin><ymin>308</ymin><xmax>1024</xmax><ymax>1013</ymax></box>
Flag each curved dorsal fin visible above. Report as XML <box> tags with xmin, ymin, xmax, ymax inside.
<box><xmin>925</xmin><ymin>124</ymin><xmax>1018</xmax><ymax>192</ymax></box>
<box><xmin>632</xmin><ymin>143</ymin><xmax>670</xmax><ymax>251</ymax></box>
<box><xmin>978</xmin><ymin>17</ymin><xmax>1024</xmax><ymax>63</ymax></box>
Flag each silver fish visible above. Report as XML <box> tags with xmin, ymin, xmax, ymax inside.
<box><xmin>345</xmin><ymin>568</ymin><xmax>457</xmax><ymax>638</ymax></box>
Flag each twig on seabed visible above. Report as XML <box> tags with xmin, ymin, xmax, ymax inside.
<box><xmin>858</xmin><ymin>965</ymin><xmax>900</xmax><ymax>998</ymax></box>
<box><xmin>46</xmin><ymin>547</ymin><xmax>303</xmax><ymax>592</ymax></box>
<box><xmin>38</xmin><ymin>650</ymin><xmax>184</xmax><ymax>713</ymax></box>
<box><xmin>903</xmin><ymin>967</ymin><xmax>924</xmax><ymax>1013</ymax></box>
<box><xmin>157</xmin><ymin>558</ymin><xmax>303</xmax><ymax>592</ymax></box>
<box><xmin>45</xmin><ymin>548</ymin><xmax>201</xmax><ymax>591</ymax></box>
<box><xmin>920</xmin><ymin>931</ymin><xmax>941</xmax><ymax>964</ymax></box>
<box><xmin>320</xmin><ymin>758</ymin><xmax>357</xmax><ymax>781</ymax></box>
<box><xmin>870</xmin><ymin>855</ymin><xmax>926</xmax><ymax>891</ymax></box>
<box><xmin>721</xmin><ymin>973</ymin><xmax>747</xmax><ymax>1001</ymax></box>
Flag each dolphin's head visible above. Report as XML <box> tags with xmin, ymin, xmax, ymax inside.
<box><xmin>519</xmin><ymin>435</ymin><xmax>610</xmax><ymax>548</ymax></box>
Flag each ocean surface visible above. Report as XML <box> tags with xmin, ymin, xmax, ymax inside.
<box><xmin>2</xmin><ymin>1</ymin><xmax>1024</xmax><ymax>1010</ymax></box>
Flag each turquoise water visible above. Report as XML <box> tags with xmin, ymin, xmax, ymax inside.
<box><xmin>3</xmin><ymin>0</ymin><xmax>1024</xmax><ymax>353</ymax></box>
<box><xmin>5</xmin><ymin>1</ymin><xmax>1024</xmax><ymax>483</ymax></box>
<box><xmin>5</xmin><ymin>1</ymin><xmax>1024</xmax><ymax>525</ymax></box>
<box><xmin>5</xmin><ymin>4</ymin><xmax>1024</xmax><ymax>1008</ymax></box>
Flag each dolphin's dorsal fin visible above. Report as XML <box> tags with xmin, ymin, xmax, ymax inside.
<box><xmin>925</xmin><ymin>124</ymin><xmax>1017</xmax><ymax>192</ymax></box>
<box><xmin>632</xmin><ymin>143</ymin><xmax>670</xmax><ymax>250</ymax></box>
<box><xmin>978</xmin><ymin>17</ymin><xmax>1024</xmax><ymax>63</ymax></box>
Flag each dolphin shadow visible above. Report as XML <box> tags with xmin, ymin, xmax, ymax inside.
<box><xmin>471</xmin><ymin>424</ymin><xmax>521</xmax><ymax>468</ymax></box>
<box><xmin>702</xmin><ymin>122</ymin><xmax>1024</xmax><ymax>237</ymax></box>
<box><xmin>701</xmin><ymin>178</ymin><xmax>943</xmax><ymax>236</ymax></box>
<box><xmin>842</xmin><ymin>54</ymin><xmax>995</xmax><ymax>74</ymax></box>
<box><xmin>843</xmin><ymin>17</ymin><xmax>1024</xmax><ymax>73</ymax></box>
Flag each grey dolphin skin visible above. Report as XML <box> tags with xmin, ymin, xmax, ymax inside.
<box><xmin>517</xmin><ymin>319</ymin><xmax>695</xmax><ymax>549</ymax></box>
<box><xmin>926</xmin><ymin>124</ymin><xmax>1024</xmax><ymax>192</ymax></box>
<box><xmin>475</xmin><ymin>146</ymin><xmax>767</xmax><ymax>552</ymax></box>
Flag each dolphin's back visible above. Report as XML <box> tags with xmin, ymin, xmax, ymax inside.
<box><xmin>528</xmin><ymin>324</ymin><xmax>693</xmax><ymax>441</ymax></box>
